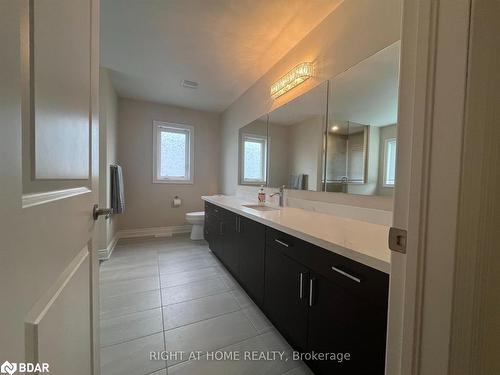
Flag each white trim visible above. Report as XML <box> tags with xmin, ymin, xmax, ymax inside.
<box><xmin>97</xmin><ymin>233</ymin><xmax>119</xmax><ymax>261</ymax></box>
<box><xmin>383</xmin><ymin>137</ymin><xmax>397</xmax><ymax>187</ymax></box>
<box><xmin>152</xmin><ymin>121</ymin><xmax>194</xmax><ymax>184</ymax></box>
<box><xmin>22</xmin><ymin>187</ymin><xmax>91</xmax><ymax>208</ymax></box>
<box><xmin>118</xmin><ymin>225</ymin><xmax>192</xmax><ymax>240</ymax></box>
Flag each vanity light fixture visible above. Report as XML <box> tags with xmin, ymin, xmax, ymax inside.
<box><xmin>270</xmin><ymin>62</ymin><xmax>313</xmax><ymax>99</ymax></box>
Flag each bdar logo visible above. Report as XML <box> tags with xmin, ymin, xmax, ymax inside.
<box><xmin>0</xmin><ymin>361</ymin><xmax>17</xmax><ymax>375</ymax></box>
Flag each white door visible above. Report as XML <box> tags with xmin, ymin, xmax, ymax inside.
<box><xmin>0</xmin><ymin>1</ymin><xmax>100</xmax><ymax>374</ymax></box>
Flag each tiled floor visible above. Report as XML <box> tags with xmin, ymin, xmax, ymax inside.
<box><xmin>100</xmin><ymin>234</ymin><xmax>314</xmax><ymax>375</ymax></box>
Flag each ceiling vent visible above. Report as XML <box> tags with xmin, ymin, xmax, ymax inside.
<box><xmin>180</xmin><ymin>80</ymin><xmax>199</xmax><ymax>89</ymax></box>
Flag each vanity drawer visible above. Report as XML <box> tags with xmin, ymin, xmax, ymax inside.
<box><xmin>266</xmin><ymin>227</ymin><xmax>389</xmax><ymax>304</ymax></box>
<box><xmin>205</xmin><ymin>201</ymin><xmax>223</xmax><ymax>217</ymax></box>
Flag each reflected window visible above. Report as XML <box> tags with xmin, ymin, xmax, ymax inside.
<box><xmin>242</xmin><ymin>135</ymin><xmax>267</xmax><ymax>184</ymax></box>
<box><xmin>384</xmin><ymin>138</ymin><xmax>397</xmax><ymax>186</ymax></box>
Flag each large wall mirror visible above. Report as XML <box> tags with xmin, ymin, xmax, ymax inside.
<box><xmin>326</xmin><ymin>42</ymin><xmax>400</xmax><ymax>196</ymax></box>
<box><xmin>237</xmin><ymin>42</ymin><xmax>400</xmax><ymax>197</ymax></box>
<box><xmin>267</xmin><ymin>81</ymin><xmax>327</xmax><ymax>191</ymax></box>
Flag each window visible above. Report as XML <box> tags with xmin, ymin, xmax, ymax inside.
<box><xmin>241</xmin><ymin>134</ymin><xmax>267</xmax><ymax>184</ymax></box>
<box><xmin>153</xmin><ymin>121</ymin><xmax>194</xmax><ymax>183</ymax></box>
<box><xmin>384</xmin><ymin>138</ymin><xmax>397</xmax><ymax>187</ymax></box>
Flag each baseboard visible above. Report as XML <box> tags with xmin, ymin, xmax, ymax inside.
<box><xmin>117</xmin><ymin>224</ymin><xmax>192</xmax><ymax>240</ymax></box>
<box><xmin>98</xmin><ymin>232</ymin><xmax>119</xmax><ymax>261</ymax></box>
<box><xmin>99</xmin><ymin>225</ymin><xmax>192</xmax><ymax>261</ymax></box>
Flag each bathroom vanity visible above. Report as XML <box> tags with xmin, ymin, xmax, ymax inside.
<box><xmin>203</xmin><ymin>195</ymin><xmax>390</xmax><ymax>375</ymax></box>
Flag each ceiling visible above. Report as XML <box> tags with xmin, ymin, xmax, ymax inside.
<box><xmin>100</xmin><ymin>0</ymin><xmax>343</xmax><ymax>113</ymax></box>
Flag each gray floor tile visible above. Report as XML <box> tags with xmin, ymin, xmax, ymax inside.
<box><xmin>242</xmin><ymin>303</ymin><xmax>273</xmax><ymax>334</ymax></box>
<box><xmin>100</xmin><ymin>289</ymin><xmax>161</xmax><ymax>320</ymax></box>
<box><xmin>283</xmin><ymin>364</ymin><xmax>315</xmax><ymax>375</ymax></box>
<box><xmin>230</xmin><ymin>288</ymin><xmax>253</xmax><ymax>308</ymax></box>
<box><xmin>159</xmin><ymin>257</ymin><xmax>218</xmax><ymax>275</ymax></box>
<box><xmin>161</xmin><ymin>276</ymin><xmax>230</xmax><ymax>305</ymax></box>
<box><xmin>100</xmin><ymin>332</ymin><xmax>166</xmax><ymax>375</ymax></box>
<box><xmin>100</xmin><ymin>264</ymin><xmax>159</xmax><ymax>283</ymax></box>
<box><xmin>164</xmin><ymin>310</ymin><xmax>258</xmax><ymax>366</ymax></box>
<box><xmin>159</xmin><ymin>266</ymin><xmax>221</xmax><ymax>288</ymax></box>
<box><xmin>163</xmin><ymin>291</ymin><xmax>240</xmax><ymax>330</ymax></box>
<box><xmin>101</xmin><ymin>308</ymin><xmax>163</xmax><ymax>347</ymax></box>
<box><xmin>167</xmin><ymin>330</ymin><xmax>299</xmax><ymax>375</ymax></box>
<box><xmin>100</xmin><ymin>276</ymin><xmax>160</xmax><ymax>299</ymax></box>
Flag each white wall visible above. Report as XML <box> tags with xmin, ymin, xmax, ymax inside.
<box><xmin>220</xmin><ymin>0</ymin><xmax>401</xmax><ymax>208</ymax></box>
<box><xmin>117</xmin><ymin>98</ymin><xmax>220</xmax><ymax>230</ymax></box>
<box><xmin>98</xmin><ymin>68</ymin><xmax>118</xmax><ymax>250</ymax></box>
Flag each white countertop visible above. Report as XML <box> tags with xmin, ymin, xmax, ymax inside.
<box><xmin>202</xmin><ymin>195</ymin><xmax>391</xmax><ymax>274</ymax></box>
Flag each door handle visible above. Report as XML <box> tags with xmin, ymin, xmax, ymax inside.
<box><xmin>309</xmin><ymin>278</ymin><xmax>315</xmax><ymax>307</ymax></box>
<box><xmin>93</xmin><ymin>204</ymin><xmax>113</xmax><ymax>220</ymax></box>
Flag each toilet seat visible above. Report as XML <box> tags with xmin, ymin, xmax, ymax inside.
<box><xmin>186</xmin><ymin>211</ymin><xmax>204</xmax><ymax>218</ymax></box>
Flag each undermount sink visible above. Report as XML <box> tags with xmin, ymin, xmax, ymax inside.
<box><xmin>242</xmin><ymin>204</ymin><xmax>280</xmax><ymax>212</ymax></box>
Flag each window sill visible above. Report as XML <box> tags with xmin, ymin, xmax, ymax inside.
<box><xmin>153</xmin><ymin>179</ymin><xmax>194</xmax><ymax>185</ymax></box>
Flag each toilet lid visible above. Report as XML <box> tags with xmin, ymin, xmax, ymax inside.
<box><xmin>186</xmin><ymin>211</ymin><xmax>205</xmax><ymax>218</ymax></box>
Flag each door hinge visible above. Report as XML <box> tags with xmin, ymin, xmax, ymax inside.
<box><xmin>389</xmin><ymin>227</ymin><xmax>407</xmax><ymax>254</ymax></box>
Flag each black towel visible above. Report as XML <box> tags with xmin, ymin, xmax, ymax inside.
<box><xmin>110</xmin><ymin>164</ymin><xmax>125</xmax><ymax>214</ymax></box>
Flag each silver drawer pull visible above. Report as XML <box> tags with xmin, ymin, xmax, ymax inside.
<box><xmin>331</xmin><ymin>266</ymin><xmax>361</xmax><ymax>283</ymax></box>
<box><xmin>299</xmin><ymin>272</ymin><xmax>305</xmax><ymax>299</ymax></box>
<box><xmin>274</xmin><ymin>239</ymin><xmax>290</xmax><ymax>248</ymax></box>
<box><xmin>309</xmin><ymin>278</ymin><xmax>315</xmax><ymax>307</ymax></box>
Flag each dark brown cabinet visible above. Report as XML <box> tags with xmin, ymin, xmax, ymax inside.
<box><xmin>237</xmin><ymin>216</ymin><xmax>266</xmax><ymax>306</ymax></box>
<box><xmin>264</xmin><ymin>236</ymin><xmax>309</xmax><ymax>351</ymax></box>
<box><xmin>205</xmin><ymin>202</ymin><xmax>389</xmax><ymax>375</ymax></box>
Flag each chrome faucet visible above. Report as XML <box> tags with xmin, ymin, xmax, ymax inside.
<box><xmin>270</xmin><ymin>185</ymin><xmax>286</xmax><ymax>207</ymax></box>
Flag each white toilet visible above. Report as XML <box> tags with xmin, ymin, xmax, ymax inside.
<box><xmin>185</xmin><ymin>211</ymin><xmax>205</xmax><ymax>240</ymax></box>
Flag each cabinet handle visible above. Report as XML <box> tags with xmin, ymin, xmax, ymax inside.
<box><xmin>238</xmin><ymin>217</ymin><xmax>242</xmax><ymax>233</ymax></box>
<box><xmin>309</xmin><ymin>278</ymin><xmax>315</xmax><ymax>307</ymax></box>
<box><xmin>274</xmin><ymin>239</ymin><xmax>290</xmax><ymax>248</ymax></box>
<box><xmin>331</xmin><ymin>266</ymin><xmax>361</xmax><ymax>283</ymax></box>
<box><xmin>299</xmin><ymin>272</ymin><xmax>306</xmax><ymax>300</ymax></box>
<box><xmin>219</xmin><ymin>222</ymin><xmax>223</xmax><ymax>235</ymax></box>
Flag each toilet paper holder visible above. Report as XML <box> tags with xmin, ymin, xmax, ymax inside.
<box><xmin>172</xmin><ymin>196</ymin><xmax>182</xmax><ymax>207</ymax></box>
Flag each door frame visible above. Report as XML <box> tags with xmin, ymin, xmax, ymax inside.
<box><xmin>387</xmin><ymin>0</ymin><xmax>500</xmax><ymax>373</ymax></box>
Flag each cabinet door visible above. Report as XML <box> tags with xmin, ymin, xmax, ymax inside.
<box><xmin>264</xmin><ymin>239</ymin><xmax>309</xmax><ymax>351</ymax></box>
<box><xmin>307</xmin><ymin>272</ymin><xmax>388</xmax><ymax>375</ymax></box>
<box><xmin>238</xmin><ymin>217</ymin><xmax>265</xmax><ymax>306</ymax></box>
<box><xmin>206</xmin><ymin>212</ymin><xmax>223</xmax><ymax>260</ymax></box>
<box><xmin>220</xmin><ymin>211</ymin><xmax>239</xmax><ymax>275</ymax></box>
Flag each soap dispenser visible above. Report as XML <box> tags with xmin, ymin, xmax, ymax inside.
<box><xmin>258</xmin><ymin>185</ymin><xmax>266</xmax><ymax>206</ymax></box>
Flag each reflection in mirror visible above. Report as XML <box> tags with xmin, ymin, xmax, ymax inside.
<box><xmin>267</xmin><ymin>81</ymin><xmax>328</xmax><ymax>191</ymax></box>
<box><xmin>238</xmin><ymin>115</ymin><xmax>268</xmax><ymax>186</ymax></box>
<box><xmin>325</xmin><ymin>42</ymin><xmax>400</xmax><ymax>196</ymax></box>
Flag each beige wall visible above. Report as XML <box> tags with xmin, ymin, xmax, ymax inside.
<box><xmin>287</xmin><ymin>116</ymin><xmax>324</xmax><ymax>191</ymax></box>
<box><xmin>98</xmin><ymin>68</ymin><xmax>118</xmax><ymax>250</ymax></box>
<box><xmin>220</xmin><ymin>0</ymin><xmax>401</xmax><ymax>206</ymax></box>
<box><xmin>117</xmin><ymin>98</ymin><xmax>220</xmax><ymax>230</ymax></box>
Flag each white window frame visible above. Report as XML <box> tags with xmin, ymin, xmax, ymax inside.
<box><xmin>383</xmin><ymin>137</ymin><xmax>397</xmax><ymax>187</ymax></box>
<box><xmin>153</xmin><ymin>121</ymin><xmax>194</xmax><ymax>184</ymax></box>
<box><xmin>240</xmin><ymin>133</ymin><xmax>267</xmax><ymax>185</ymax></box>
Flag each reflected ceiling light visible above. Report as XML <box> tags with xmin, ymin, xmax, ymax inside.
<box><xmin>331</xmin><ymin>126</ymin><xmax>339</xmax><ymax>131</ymax></box>
<box><xmin>270</xmin><ymin>62</ymin><xmax>313</xmax><ymax>99</ymax></box>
